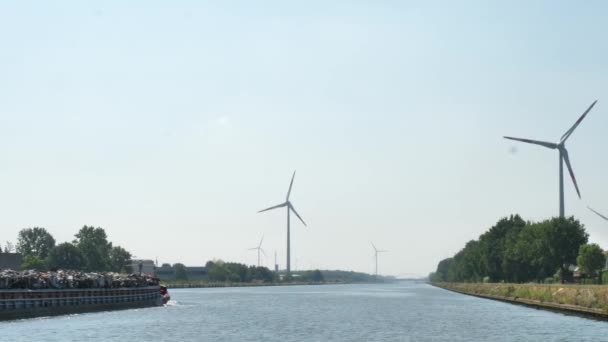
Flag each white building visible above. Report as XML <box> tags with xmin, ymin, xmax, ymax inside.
<box><xmin>129</xmin><ymin>259</ymin><xmax>156</xmax><ymax>276</ymax></box>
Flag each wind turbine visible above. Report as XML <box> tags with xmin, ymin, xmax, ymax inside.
<box><xmin>249</xmin><ymin>235</ymin><xmax>266</xmax><ymax>267</ymax></box>
<box><xmin>372</xmin><ymin>243</ymin><xmax>387</xmax><ymax>277</ymax></box>
<box><xmin>504</xmin><ymin>100</ymin><xmax>597</xmax><ymax>217</ymax></box>
<box><xmin>258</xmin><ymin>171</ymin><xmax>307</xmax><ymax>275</ymax></box>
<box><xmin>588</xmin><ymin>206</ymin><xmax>608</xmax><ymax>221</ymax></box>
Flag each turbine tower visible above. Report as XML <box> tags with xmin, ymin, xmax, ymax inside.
<box><xmin>504</xmin><ymin>100</ymin><xmax>597</xmax><ymax>217</ymax></box>
<box><xmin>588</xmin><ymin>207</ymin><xmax>608</xmax><ymax>221</ymax></box>
<box><xmin>372</xmin><ymin>243</ymin><xmax>387</xmax><ymax>277</ymax></box>
<box><xmin>258</xmin><ymin>171</ymin><xmax>307</xmax><ymax>276</ymax></box>
<box><xmin>249</xmin><ymin>235</ymin><xmax>266</xmax><ymax>267</ymax></box>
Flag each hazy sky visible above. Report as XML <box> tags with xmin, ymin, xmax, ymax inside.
<box><xmin>1</xmin><ymin>1</ymin><xmax>607</xmax><ymax>277</ymax></box>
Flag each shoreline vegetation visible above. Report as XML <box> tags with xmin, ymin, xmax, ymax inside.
<box><xmin>428</xmin><ymin>214</ymin><xmax>608</xmax><ymax>320</ymax></box>
<box><xmin>430</xmin><ymin>215</ymin><xmax>605</xmax><ymax>285</ymax></box>
<box><xmin>162</xmin><ymin>280</ymin><xmax>356</xmax><ymax>288</ymax></box>
<box><xmin>3</xmin><ymin>227</ymin><xmax>392</xmax><ymax>288</ymax></box>
<box><xmin>434</xmin><ymin>282</ymin><xmax>608</xmax><ymax>319</ymax></box>
<box><xmin>162</xmin><ymin>269</ymin><xmax>395</xmax><ymax>288</ymax></box>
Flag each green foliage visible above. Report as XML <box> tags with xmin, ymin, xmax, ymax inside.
<box><xmin>22</xmin><ymin>255</ymin><xmax>47</xmax><ymax>270</ymax></box>
<box><xmin>433</xmin><ymin>258</ymin><xmax>453</xmax><ymax>282</ymax></box>
<box><xmin>300</xmin><ymin>269</ymin><xmax>324</xmax><ymax>283</ymax></box>
<box><xmin>206</xmin><ymin>261</ymin><xmax>275</xmax><ymax>283</ymax></box>
<box><xmin>248</xmin><ymin>266</ymin><xmax>276</xmax><ymax>282</ymax></box>
<box><xmin>108</xmin><ymin>246</ymin><xmax>132</xmax><ymax>273</ymax></box>
<box><xmin>434</xmin><ymin>215</ymin><xmax>588</xmax><ymax>283</ymax></box>
<box><xmin>17</xmin><ymin>227</ymin><xmax>56</xmax><ymax>260</ymax></box>
<box><xmin>174</xmin><ymin>263</ymin><xmax>188</xmax><ymax>280</ymax></box>
<box><xmin>46</xmin><ymin>242</ymin><xmax>87</xmax><ymax>270</ymax></box>
<box><xmin>296</xmin><ymin>269</ymin><xmax>382</xmax><ymax>283</ymax></box>
<box><xmin>577</xmin><ymin>243</ymin><xmax>606</xmax><ymax>277</ymax></box>
<box><xmin>73</xmin><ymin>226</ymin><xmax>112</xmax><ymax>272</ymax></box>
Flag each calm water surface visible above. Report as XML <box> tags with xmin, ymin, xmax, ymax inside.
<box><xmin>2</xmin><ymin>282</ymin><xmax>608</xmax><ymax>341</ymax></box>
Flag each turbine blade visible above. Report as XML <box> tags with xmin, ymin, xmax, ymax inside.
<box><xmin>249</xmin><ymin>247</ymin><xmax>258</xmax><ymax>250</ymax></box>
<box><xmin>371</xmin><ymin>243</ymin><xmax>377</xmax><ymax>252</ymax></box>
<box><xmin>562</xmin><ymin>149</ymin><xmax>581</xmax><ymax>198</ymax></box>
<box><xmin>260</xmin><ymin>248</ymin><xmax>267</xmax><ymax>256</ymax></box>
<box><xmin>289</xmin><ymin>203</ymin><xmax>307</xmax><ymax>226</ymax></box>
<box><xmin>588</xmin><ymin>206</ymin><xmax>608</xmax><ymax>221</ymax></box>
<box><xmin>286</xmin><ymin>170</ymin><xmax>296</xmax><ymax>201</ymax></box>
<box><xmin>259</xmin><ymin>235</ymin><xmax>264</xmax><ymax>248</ymax></box>
<box><xmin>561</xmin><ymin>100</ymin><xmax>597</xmax><ymax>143</ymax></box>
<box><xmin>503</xmin><ymin>136</ymin><xmax>558</xmax><ymax>149</ymax></box>
<box><xmin>258</xmin><ymin>202</ymin><xmax>288</xmax><ymax>213</ymax></box>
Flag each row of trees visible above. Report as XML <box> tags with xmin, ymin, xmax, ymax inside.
<box><xmin>15</xmin><ymin>226</ymin><xmax>132</xmax><ymax>273</ymax></box>
<box><xmin>204</xmin><ymin>260</ymin><xmax>276</xmax><ymax>283</ymax></box>
<box><xmin>430</xmin><ymin>215</ymin><xmax>603</xmax><ymax>283</ymax></box>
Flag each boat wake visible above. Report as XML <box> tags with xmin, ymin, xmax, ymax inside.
<box><xmin>164</xmin><ymin>300</ymin><xmax>178</xmax><ymax>306</ymax></box>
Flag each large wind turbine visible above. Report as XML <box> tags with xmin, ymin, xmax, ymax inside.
<box><xmin>372</xmin><ymin>243</ymin><xmax>387</xmax><ymax>277</ymax></box>
<box><xmin>588</xmin><ymin>207</ymin><xmax>608</xmax><ymax>221</ymax></box>
<box><xmin>249</xmin><ymin>235</ymin><xmax>266</xmax><ymax>267</ymax></box>
<box><xmin>504</xmin><ymin>100</ymin><xmax>597</xmax><ymax>217</ymax></box>
<box><xmin>258</xmin><ymin>171</ymin><xmax>307</xmax><ymax>275</ymax></box>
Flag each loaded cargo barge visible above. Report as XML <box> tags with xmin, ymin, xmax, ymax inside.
<box><xmin>0</xmin><ymin>285</ymin><xmax>163</xmax><ymax>320</ymax></box>
<box><xmin>0</xmin><ymin>269</ymin><xmax>165</xmax><ymax>321</ymax></box>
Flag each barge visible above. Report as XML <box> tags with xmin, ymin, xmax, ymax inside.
<box><xmin>0</xmin><ymin>285</ymin><xmax>163</xmax><ymax>320</ymax></box>
<box><xmin>0</xmin><ymin>270</ymin><xmax>164</xmax><ymax>321</ymax></box>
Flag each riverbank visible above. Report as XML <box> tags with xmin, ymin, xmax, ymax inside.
<box><xmin>434</xmin><ymin>282</ymin><xmax>608</xmax><ymax>319</ymax></box>
<box><xmin>161</xmin><ymin>280</ymin><xmax>354</xmax><ymax>288</ymax></box>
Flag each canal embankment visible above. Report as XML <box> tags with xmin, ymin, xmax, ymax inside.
<box><xmin>434</xmin><ymin>282</ymin><xmax>608</xmax><ymax>319</ymax></box>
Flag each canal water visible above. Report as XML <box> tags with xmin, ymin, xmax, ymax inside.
<box><xmin>2</xmin><ymin>282</ymin><xmax>608</xmax><ymax>341</ymax></box>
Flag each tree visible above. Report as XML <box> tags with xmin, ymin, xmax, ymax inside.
<box><xmin>4</xmin><ymin>241</ymin><xmax>15</xmax><ymax>253</ymax></box>
<box><xmin>433</xmin><ymin>215</ymin><xmax>588</xmax><ymax>284</ymax></box>
<box><xmin>544</xmin><ymin>217</ymin><xmax>588</xmax><ymax>282</ymax></box>
<box><xmin>310</xmin><ymin>269</ymin><xmax>324</xmax><ymax>282</ymax></box>
<box><xmin>577</xmin><ymin>243</ymin><xmax>606</xmax><ymax>277</ymax></box>
<box><xmin>248</xmin><ymin>266</ymin><xmax>275</xmax><ymax>283</ymax></box>
<box><xmin>22</xmin><ymin>255</ymin><xmax>47</xmax><ymax>270</ymax></box>
<box><xmin>478</xmin><ymin>215</ymin><xmax>526</xmax><ymax>281</ymax></box>
<box><xmin>74</xmin><ymin>226</ymin><xmax>112</xmax><ymax>271</ymax></box>
<box><xmin>46</xmin><ymin>243</ymin><xmax>87</xmax><ymax>270</ymax></box>
<box><xmin>174</xmin><ymin>263</ymin><xmax>188</xmax><ymax>280</ymax></box>
<box><xmin>16</xmin><ymin>227</ymin><xmax>56</xmax><ymax>260</ymax></box>
<box><xmin>108</xmin><ymin>246</ymin><xmax>132</xmax><ymax>273</ymax></box>
<box><xmin>434</xmin><ymin>258</ymin><xmax>454</xmax><ymax>282</ymax></box>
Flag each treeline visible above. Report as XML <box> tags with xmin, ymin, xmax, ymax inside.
<box><xmin>204</xmin><ymin>260</ymin><xmax>277</xmax><ymax>283</ymax></box>
<box><xmin>298</xmin><ymin>270</ymin><xmax>388</xmax><ymax>283</ymax></box>
<box><xmin>430</xmin><ymin>215</ymin><xmax>606</xmax><ymax>283</ymax></box>
<box><xmin>10</xmin><ymin>226</ymin><xmax>132</xmax><ymax>273</ymax></box>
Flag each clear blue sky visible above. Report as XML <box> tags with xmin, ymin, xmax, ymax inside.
<box><xmin>1</xmin><ymin>1</ymin><xmax>607</xmax><ymax>276</ymax></box>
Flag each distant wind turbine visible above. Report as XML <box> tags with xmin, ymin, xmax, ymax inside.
<box><xmin>249</xmin><ymin>235</ymin><xmax>266</xmax><ymax>267</ymax></box>
<box><xmin>258</xmin><ymin>171</ymin><xmax>307</xmax><ymax>275</ymax></box>
<box><xmin>504</xmin><ymin>100</ymin><xmax>597</xmax><ymax>217</ymax></box>
<box><xmin>372</xmin><ymin>243</ymin><xmax>387</xmax><ymax>277</ymax></box>
<box><xmin>588</xmin><ymin>206</ymin><xmax>608</xmax><ymax>221</ymax></box>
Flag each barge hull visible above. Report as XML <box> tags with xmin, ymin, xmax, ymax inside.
<box><xmin>0</xmin><ymin>286</ymin><xmax>162</xmax><ymax>321</ymax></box>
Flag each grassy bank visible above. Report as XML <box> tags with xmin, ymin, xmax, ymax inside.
<box><xmin>436</xmin><ymin>282</ymin><xmax>608</xmax><ymax>315</ymax></box>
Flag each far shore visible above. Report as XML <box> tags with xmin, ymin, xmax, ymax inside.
<box><xmin>162</xmin><ymin>280</ymin><xmax>387</xmax><ymax>289</ymax></box>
